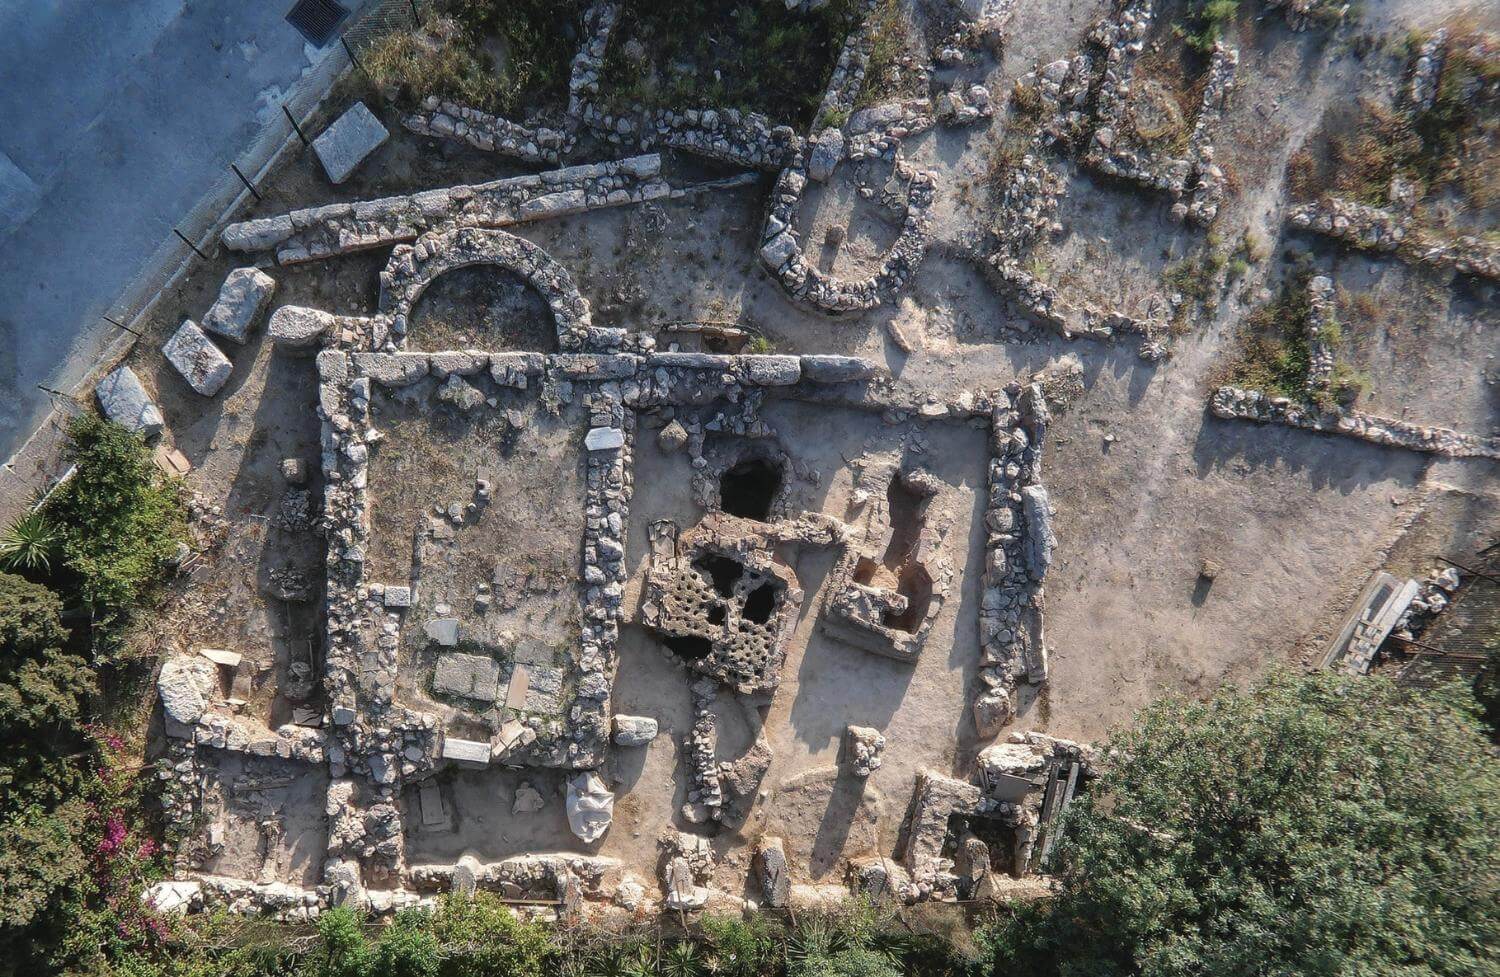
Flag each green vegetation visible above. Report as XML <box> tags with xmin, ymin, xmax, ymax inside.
<box><xmin>1296</xmin><ymin>28</ymin><xmax>1499</xmax><ymax>212</ymax></box>
<box><xmin>1219</xmin><ymin>271</ymin><xmax>1366</xmax><ymax>406</ymax></box>
<box><xmin>976</xmin><ymin>669</ymin><xmax>1500</xmax><ymax>977</ymax></box>
<box><xmin>0</xmin><ymin>418</ymin><xmax>188</xmax><ymax>974</ymax></box>
<box><xmin>854</xmin><ymin>0</ymin><xmax>911</xmax><ymax>109</ymax></box>
<box><xmin>44</xmin><ymin>416</ymin><xmax>187</xmax><ymax>645</ymax></box>
<box><xmin>0</xmin><ymin>510</ymin><xmax>60</xmax><ymax>573</ymax></box>
<box><xmin>1180</xmin><ymin>0</ymin><xmax>1239</xmax><ymax>53</ymax></box>
<box><xmin>364</xmin><ymin>1</ymin><xmax>586</xmax><ymax>115</ymax></box>
<box><xmin>599</xmin><ymin>0</ymin><xmax>862</xmax><ymax>127</ymax></box>
<box><xmin>745</xmin><ymin>333</ymin><xmax>776</xmax><ymax>355</ymax></box>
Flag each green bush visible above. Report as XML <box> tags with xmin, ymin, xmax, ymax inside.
<box><xmin>43</xmin><ymin>416</ymin><xmax>186</xmax><ymax>639</ymax></box>
<box><xmin>978</xmin><ymin>670</ymin><xmax>1500</xmax><ymax>977</ymax></box>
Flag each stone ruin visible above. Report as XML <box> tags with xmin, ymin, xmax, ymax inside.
<box><xmin>138</xmin><ymin>0</ymin><xmax>1108</xmax><ymax>925</ymax></box>
<box><xmin>151</xmin><ymin>198</ymin><xmax>1067</xmax><ymax>918</ymax></box>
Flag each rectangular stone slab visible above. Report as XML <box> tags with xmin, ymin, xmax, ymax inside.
<box><xmin>313</xmin><ymin>101</ymin><xmax>389</xmax><ymax>184</ymax></box>
<box><xmin>441</xmin><ymin>737</ymin><xmax>491</xmax><ymax>765</ymax></box>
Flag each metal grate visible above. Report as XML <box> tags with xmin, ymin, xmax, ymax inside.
<box><xmin>286</xmin><ymin>0</ymin><xmax>351</xmax><ymax>47</ymax></box>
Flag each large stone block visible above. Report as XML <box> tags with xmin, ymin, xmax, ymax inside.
<box><xmin>433</xmin><ymin>652</ymin><xmax>499</xmax><ymax>702</ymax></box>
<box><xmin>96</xmin><ymin>365</ymin><xmax>163</xmax><ymax>438</ymax></box>
<box><xmin>162</xmin><ymin>320</ymin><xmax>233</xmax><ymax>397</ymax></box>
<box><xmin>313</xmin><ymin>101</ymin><xmax>390</xmax><ymax>185</ymax></box>
<box><xmin>269</xmin><ymin>306</ymin><xmax>334</xmax><ymax>349</ymax></box>
<box><xmin>202</xmin><ymin>267</ymin><xmax>276</xmax><ymax>344</ymax></box>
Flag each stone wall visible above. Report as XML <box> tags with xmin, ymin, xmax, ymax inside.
<box><xmin>973</xmin><ymin>383</ymin><xmax>1053</xmax><ymax>736</ymax></box>
<box><xmin>403</xmin><ymin>97</ymin><xmax>571</xmax><ymax>164</ymax></box>
<box><xmin>1288</xmin><ymin>197</ymin><xmax>1500</xmax><ymax>281</ymax></box>
<box><xmin>1081</xmin><ymin>0</ymin><xmax>1238</xmax><ymax>227</ymax></box>
<box><xmin>1210</xmin><ymin>386</ymin><xmax>1500</xmax><ymax>459</ymax></box>
<box><xmin>221</xmin><ymin>155</ymin><xmax>670</xmax><ymax>265</ymax></box>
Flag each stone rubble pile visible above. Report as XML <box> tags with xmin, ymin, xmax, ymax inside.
<box><xmin>844</xmin><ymin>724</ymin><xmax>885</xmax><ymax>777</ymax></box>
<box><xmin>1210</xmin><ymin>386</ymin><xmax>1500</xmax><ymax>459</ymax></box>
<box><xmin>683</xmin><ymin>679</ymin><xmax>723</xmax><ymax>823</ymax></box>
<box><xmin>1304</xmin><ymin>275</ymin><xmax>1337</xmax><ymax>394</ymax></box>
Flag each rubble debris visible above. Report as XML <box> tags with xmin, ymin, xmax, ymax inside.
<box><xmin>844</xmin><ymin>725</ymin><xmax>885</xmax><ymax>777</ymax></box>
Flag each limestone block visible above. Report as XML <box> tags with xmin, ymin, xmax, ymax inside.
<box><xmin>158</xmin><ymin>655</ymin><xmax>217</xmax><ymax>730</ymax></box>
<box><xmin>585</xmin><ymin>426</ymin><xmax>625</xmax><ymax>451</ymax></box>
<box><xmin>202</xmin><ymin>267</ymin><xmax>276</xmax><ymax>344</ymax></box>
<box><xmin>441</xmin><ymin>736</ymin><xmax>491</xmax><ymax>766</ymax></box>
<box><xmin>566</xmin><ymin>772</ymin><xmax>614</xmax><ymax>842</ymax></box>
<box><xmin>807</xmin><ymin>128</ymin><xmax>845</xmax><ymax>182</ymax></box>
<box><xmin>313</xmin><ymin>102</ymin><xmax>389</xmax><ymax>185</ymax></box>
<box><xmin>163</xmin><ymin>320</ymin><xmax>233</xmax><ymax>397</ymax></box>
<box><xmin>96</xmin><ymin>365</ymin><xmax>164</xmax><ymax>438</ymax></box>
<box><xmin>612</xmin><ymin>714</ymin><xmax>658</xmax><ymax>746</ymax></box>
<box><xmin>799</xmin><ymin>354</ymin><xmax>877</xmax><ymax>383</ymax></box>
<box><xmin>269</xmin><ymin>306</ymin><xmax>334</xmax><ymax>349</ymax></box>
<box><xmin>755</xmin><ymin>836</ymin><xmax>790</xmax><ymax>907</ymax></box>
<box><xmin>741</xmin><ymin>354</ymin><xmax>801</xmax><ymax>386</ymax></box>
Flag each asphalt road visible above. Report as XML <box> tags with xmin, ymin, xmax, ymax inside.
<box><xmin>0</xmin><ymin>0</ymin><xmax>350</xmax><ymax>460</ymax></box>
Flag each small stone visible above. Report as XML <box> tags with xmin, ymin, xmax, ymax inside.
<box><xmin>281</xmin><ymin>457</ymin><xmax>308</xmax><ymax>484</ymax></box>
<box><xmin>512</xmin><ymin>783</ymin><xmax>546</xmax><ymax>815</ymax></box>
<box><xmin>658</xmin><ymin>420</ymin><xmax>688</xmax><ymax>452</ymax></box>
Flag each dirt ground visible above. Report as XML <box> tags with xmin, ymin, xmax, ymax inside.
<box><xmin>116</xmin><ymin>0</ymin><xmax>1497</xmax><ymax>899</ymax></box>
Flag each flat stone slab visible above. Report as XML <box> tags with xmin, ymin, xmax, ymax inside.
<box><xmin>201</xmin><ymin>267</ymin><xmax>276</xmax><ymax>344</ymax></box>
<box><xmin>424</xmin><ymin>617</ymin><xmax>459</xmax><ymax>646</ymax></box>
<box><xmin>314</xmin><ymin>101</ymin><xmax>389</xmax><ymax>185</ymax></box>
<box><xmin>585</xmin><ymin>426</ymin><xmax>625</xmax><ymax>451</ymax></box>
<box><xmin>433</xmin><ymin>652</ymin><xmax>500</xmax><ymax>702</ymax></box>
<box><xmin>441</xmin><ymin>736</ymin><xmax>491</xmax><ymax>765</ymax></box>
<box><xmin>162</xmin><ymin>319</ymin><xmax>232</xmax><ymax>397</ymax></box>
<box><xmin>96</xmin><ymin>365</ymin><xmax>163</xmax><ymax>438</ymax></box>
<box><xmin>383</xmin><ymin>585</ymin><xmax>412</xmax><ymax>608</ymax></box>
<box><xmin>198</xmin><ymin>648</ymin><xmax>242</xmax><ymax>668</ymax></box>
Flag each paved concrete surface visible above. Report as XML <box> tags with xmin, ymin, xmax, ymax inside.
<box><xmin>0</xmin><ymin>1</ymin><xmax>356</xmax><ymax>460</ymax></box>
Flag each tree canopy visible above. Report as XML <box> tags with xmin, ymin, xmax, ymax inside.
<box><xmin>980</xmin><ymin>669</ymin><xmax>1500</xmax><ymax>977</ymax></box>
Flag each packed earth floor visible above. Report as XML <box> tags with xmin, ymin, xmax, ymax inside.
<box><xmin>93</xmin><ymin>0</ymin><xmax>1496</xmax><ymax>922</ymax></box>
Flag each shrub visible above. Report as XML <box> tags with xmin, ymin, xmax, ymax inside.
<box><xmin>426</xmin><ymin>893</ymin><xmax>556</xmax><ymax>977</ymax></box>
<box><xmin>301</xmin><ymin>907</ymin><xmax>373</xmax><ymax>977</ymax></box>
<box><xmin>0</xmin><ymin>572</ymin><xmax>67</xmax><ymax>655</ymax></box>
<box><xmin>43</xmin><ymin>416</ymin><xmax>186</xmax><ymax>639</ymax></box>
<box><xmin>0</xmin><ymin>511</ymin><xmax>60</xmax><ymax>574</ymax></box>
<box><xmin>699</xmin><ymin>913</ymin><xmax>781</xmax><ymax>976</ymax></box>
<box><xmin>979</xmin><ymin>670</ymin><xmax>1500</xmax><ymax>977</ymax></box>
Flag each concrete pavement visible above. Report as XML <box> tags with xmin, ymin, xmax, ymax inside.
<box><xmin>0</xmin><ymin>0</ymin><xmax>358</xmax><ymax>460</ymax></box>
